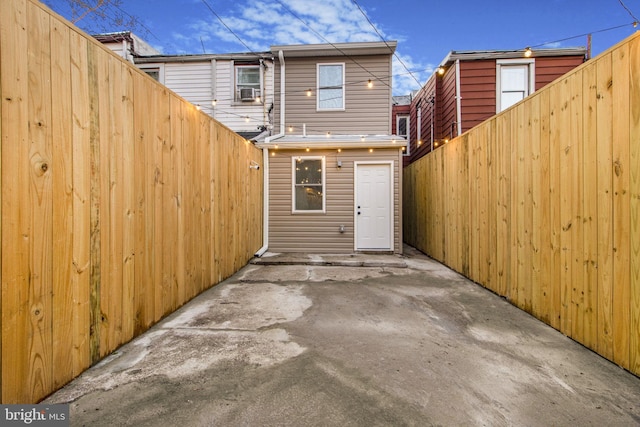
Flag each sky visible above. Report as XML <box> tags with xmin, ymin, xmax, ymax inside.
<box><xmin>45</xmin><ymin>0</ymin><xmax>640</xmax><ymax>95</ymax></box>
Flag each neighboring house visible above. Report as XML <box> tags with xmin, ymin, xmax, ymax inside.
<box><xmin>95</xmin><ymin>32</ymin><xmax>274</xmax><ymax>139</ymax></box>
<box><xmin>401</xmin><ymin>47</ymin><xmax>587</xmax><ymax>165</ymax></box>
<box><xmin>256</xmin><ymin>41</ymin><xmax>406</xmax><ymax>254</ymax></box>
<box><xmin>94</xmin><ymin>31</ymin><xmax>161</xmax><ymax>62</ymax></box>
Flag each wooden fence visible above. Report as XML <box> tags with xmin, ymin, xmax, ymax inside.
<box><xmin>0</xmin><ymin>0</ymin><xmax>263</xmax><ymax>403</ymax></box>
<box><xmin>404</xmin><ymin>31</ymin><xmax>640</xmax><ymax>377</ymax></box>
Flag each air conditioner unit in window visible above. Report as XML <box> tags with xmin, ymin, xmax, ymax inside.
<box><xmin>239</xmin><ymin>88</ymin><xmax>256</xmax><ymax>101</ymax></box>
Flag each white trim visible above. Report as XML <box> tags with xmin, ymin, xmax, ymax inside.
<box><xmin>317</xmin><ymin>63</ymin><xmax>345</xmax><ymax>111</ymax></box>
<box><xmin>292</xmin><ymin>156</ymin><xmax>326</xmax><ymax>214</ymax></box>
<box><xmin>353</xmin><ymin>161</ymin><xmax>394</xmax><ymax>251</ymax></box>
<box><xmin>137</xmin><ymin>63</ymin><xmax>165</xmax><ymax>84</ymax></box>
<box><xmin>396</xmin><ymin>114</ymin><xmax>410</xmax><ymax>156</ymax></box>
<box><xmin>496</xmin><ymin>58</ymin><xmax>535</xmax><ymax>113</ymax></box>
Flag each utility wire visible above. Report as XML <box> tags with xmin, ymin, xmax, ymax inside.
<box><xmin>618</xmin><ymin>0</ymin><xmax>640</xmax><ymax>24</ymax></box>
<box><xmin>200</xmin><ymin>0</ymin><xmax>255</xmax><ymax>53</ymax></box>
<box><xmin>272</xmin><ymin>0</ymin><xmax>392</xmax><ymax>89</ymax></box>
<box><xmin>351</xmin><ymin>0</ymin><xmax>423</xmax><ymax>88</ymax></box>
<box><xmin>529</xmin><ymin>21</ymin><xmax>637</xmax><ymax>49</ymax></box>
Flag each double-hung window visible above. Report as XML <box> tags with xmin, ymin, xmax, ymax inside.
<box><xmin>317</xmin><ymin>63</ymin><xmax>345</xmax><ymax>110</ymax></box>
<box><xmin>292</xmin><ymin>157</ymin><xmax>325</xmax><ymax>213</ymax></box>
<box><xmin>396</xmin><ymin>115</ymin><xmax>410</xmax><ymax>156</ymax></box>
<box><xmin>496</xmin><ymin>59</ymin><xmax>535</xmax><ymax>112</ymax></box>
<box><xmin>235</xmin><ymin>64</ymin><xmax>261</xmax><ymax>102</ymax></box>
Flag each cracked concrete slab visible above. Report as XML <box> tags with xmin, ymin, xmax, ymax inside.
<box><xmin>45</xmin><ymin>246</ymin><xmax>640</xmax><ymax>426</ymax></box>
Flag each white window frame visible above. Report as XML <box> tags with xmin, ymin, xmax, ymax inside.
<box><xmin>292</xmin><ymin>156</ymin><xmax>326</xmax><ymax>213</ymax></box>
<box><xmin>396</xmin><ymin>114</ymin><xmax>410</xmax><ymax>156</ymax></box>
<box><xmin>496</xmin><ymin>58</ymin><xmax>535</xmax><ymax>113</ymax></box>
<box><xmin>233</xmin><ymin>62</ymin><xmax>263</xmax><ymax>104</ymax></box>
<box><xmin>137</xmin><ymin>63</ymin><xmax>165</xmax><ymax>84</ymax></box>
<box><xmin>317</xmin><ymin>63</ymin><xmax>345</xmax><ymax>111</ymax></box>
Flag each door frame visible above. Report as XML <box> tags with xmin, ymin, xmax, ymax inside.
<box><xmin>353</xmin><ymin>161</ymin><xmax>394</xmax><ymax>251</ymax></box>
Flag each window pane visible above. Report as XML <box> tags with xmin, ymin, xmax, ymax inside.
<box><xmin>143</xmin><ymin>69</ymin><xmax>160</xmax><ymax>81</ymax></box>
<box><xmin>319</xmin><ymin>65</ymin><xmax>342</xmax><ymax>87</ymax></box>
<box><xmin>238</xmin><ymin>67</ymin><xmax>260</xmax><ymax>85</ymax></box>
<box><xmin>319</xmin><ymin>88</ymin><xmax>343</xmax><ymax>109</ymax></box>
<box><xmin>295</xmin><ymin>186</ymin><xmax>323</xmax><ymax>210</ymax></box>
<box><xmin>398</xmin><ymin>117</ymin><xmax>407</xmax><ymax>137</ymax></box>
<box><xmin>295</xmin><ymin>159</ymin><xmax>322</xmax><ymax>185</ymax></box>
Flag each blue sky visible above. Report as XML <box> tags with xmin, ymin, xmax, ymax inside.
<box><xmin>45</xmin><ymin>0</ymin><xmax>639</xmax><ymax>95</ymax></box>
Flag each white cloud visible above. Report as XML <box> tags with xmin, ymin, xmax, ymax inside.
<box><xmin>172</xmin><ymin>0</ymin><xmax>427</xmax><ymax>94</ymax></box>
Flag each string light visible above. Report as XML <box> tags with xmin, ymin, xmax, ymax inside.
<box><xmin>211</xmin><ymin>99</ymin><xmax>217</xmax><ymax>106</ymax></box>
<box><xmin>367</xmin><ymin>79</ymin><xmax>373</xmax><ymax>88</ymax></box>
<box><xmin>288</xmin><ymin>125</ymin><xmax>293</xmax><ymax>132</ymax></box>
<box><xmin>306</xmin><ymin>88</ymin><xmax>312</xmax><ymax>97</ymax></box>
<box><xmin>524</xmin><ymin>47</ymin><xmax>533</xmax><ymax>58</ymax></box>
<box><xmin>196</xmin><ymin>104</ymin><xmax>202</xmax><ymax>110</ymax></box>
<box><xmin>436</xmin><ymin>66</ymin><xmax>445</xmax><ymax>76</ymax></box>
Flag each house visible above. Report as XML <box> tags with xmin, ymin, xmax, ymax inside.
<box><xmin>94</xmin><ymin>32</ymin><xmax>275</xmax><ymax>139</ymax></box>
<box><xmin>256</xmin><ymin>41</ymin><xmax>406</xmax><ymax>254</ymax></box>
<box><xmin>93</xmin><ymin>31</ymin><xmax>161</xmax><ymax>62</ymax></box>
<box><xmin>400</xmin><ymin>47</ymin><xmax>587</xmax><ymax>165</ymax></box>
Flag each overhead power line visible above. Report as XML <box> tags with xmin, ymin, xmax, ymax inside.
<box><xmin>200</xmin><ymin>0</ymin><xmax>255</xmax><ymax>53</ymax></box>
<box><xmin>350</xmin><ymin>0</ymin><xmax>423</xmax><ymax>88</ymax></box>
<box><xmin>272</xmin><ymin>0</ymin><xmax>392</xmax><ymax>89</ymax></box>
<box><xmin>618</xmin><ymin>0</ymin><xmax>640</xmax><ymax>24</ymax></box>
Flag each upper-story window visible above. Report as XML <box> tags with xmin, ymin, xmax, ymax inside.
<box><xmin>137</xmin><ymin>63</ymin><xmax>164</xmax><ymax>84</ymax></box>
<box><xmin>496</xmin><ymin>59</ymin><xmax>535</xmax><ymax>112</ymax></box>
<box><xmin>396</xmin><ymin>115</ymin><xmax>410</xmax><ymax>156</ymax></box>
<box><xmin>235</xmin><ymin>64</ymin><xmax>261</xmax><ymax>102</ymax></box>
<box><xmin>317</xmin><ymin>63</ymin><xmax>345</xmax><ymax>110</ymax></box>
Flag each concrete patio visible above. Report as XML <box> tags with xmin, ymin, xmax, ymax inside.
<box><xmin>45</xmin><ymin>246</ymin><xmax>640</xmax><ymax>426</ymax></box>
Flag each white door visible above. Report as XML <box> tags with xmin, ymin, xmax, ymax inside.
<box><xmin>355</xmin><ymin>163</ymin><xmax>393</xmax><ymax>250</ymax></box>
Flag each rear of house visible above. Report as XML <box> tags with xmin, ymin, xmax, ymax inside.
<box><xmin>258</xmin><ymin>42</ymin><xmax>405</xmax><ymax>254</ymax></box>
<box><xmin>403</xmin><ymin>47</ymin><xmax>586</xmax><ymax>164</ymax></box>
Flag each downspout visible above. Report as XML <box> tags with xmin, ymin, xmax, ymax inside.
<box><xmin>255</xmin><ymin>50</ymin><xmax>285</xmax><ymax>257</ymax></box>
<box><xmin>455</xmin><ymin>59</ymin><xmax>462</xmax><ymax>137</ymax></box>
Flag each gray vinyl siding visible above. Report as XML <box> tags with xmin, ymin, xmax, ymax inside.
<box><xmin>274</xmin><ymin>55</ymin><xmax>393</xmax><ymax>135</ymax></box>
<box><xmin>268</xmin><ymin>148</ymin><xmax>402</xmax><ymax>253</ymax></box>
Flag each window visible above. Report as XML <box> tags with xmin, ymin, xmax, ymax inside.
<box><xmin>317</xmin><ymin>63</ymin><xmax>344</xmax><ymax>110</ymax></box>
<box><xmin>496</xmin><ymin>59</ymin><xmax>535</xmax><ymax>112</ymax></box>
<box><xmin>137</xmin><ymin>63</ymin><xmax>164</xmax><ymax>84</ymax></box>
<box><xmin>292</xmin><ymin>157</ymin><xmax>325</xmax><ymax>212</ymax></box>
<box><xmin>235</xmin><ymin>64</ymin><xmax>261</xmax><ymax>102</ymax></box>
<box><xmin>396</xmin><ymin>115</ymin><xmax>410</xmax><ymax>156</ymax></box>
